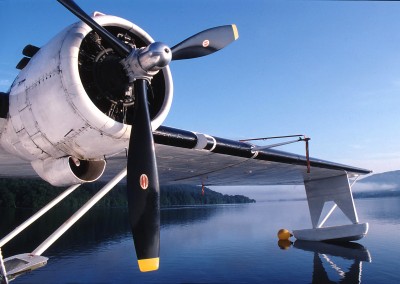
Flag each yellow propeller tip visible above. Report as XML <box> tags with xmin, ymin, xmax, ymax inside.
<box><xmin>138</xmin><ymin>257</ymin><xmax>159</xmax><ymax>272</ymax></box>
<box><xmin>232</xmin><ymin>24</ymin><xmax>239</xmax><ymax>40</ymax></box>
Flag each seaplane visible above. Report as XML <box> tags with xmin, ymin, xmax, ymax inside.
<box><xmin>0</xmin><ymin>0</ymin><xmax>371</xmax><ymax>282</ymax></box>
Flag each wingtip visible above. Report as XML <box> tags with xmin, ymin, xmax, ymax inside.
<box><xmin>138</xmin><ymin>258</ymin><xmax>159</xmax><ymax>272</ymax></box>
<box><xmin>232</xmin><ymin>24</ymin><xmax>239</xmax><ymax>40</ymax></box>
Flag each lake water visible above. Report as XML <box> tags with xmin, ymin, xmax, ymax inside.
<box><xmin>0</xmin><ymin>196</ymin><xmax>399</xmax><ymax>283</ymax></box>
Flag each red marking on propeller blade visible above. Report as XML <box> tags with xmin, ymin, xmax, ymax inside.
<box><xmin>140</xmin><ymin>174</ymin><xmax>149</xmax><ymax>190</ymax></box>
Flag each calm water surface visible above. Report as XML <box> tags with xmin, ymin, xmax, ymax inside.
<box><xmin>1</xmin><ymin>197</ymin><xmax>399</xmax><ymax>283</ymax></box>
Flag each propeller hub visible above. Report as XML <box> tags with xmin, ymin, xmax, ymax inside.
<box><xmin>121</xmin><ymin>42</ymin><xmax>172</xmax><ymax>82</ymax></box>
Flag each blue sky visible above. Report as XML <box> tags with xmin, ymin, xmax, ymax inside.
<box><xmin>1</xmin><ymin>0</ymin><xmax>400</xmax><ymax>174</ymax></box>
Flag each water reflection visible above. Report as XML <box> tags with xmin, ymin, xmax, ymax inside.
<box><xmin>161</xmin><ymin>206</ymin><xmax>221</xmax><ymax>227</ymax></box>
<box><xmin>277</xmin><ymin>239</ymin><xmax>292</xmax><ymax>250</ymax></box>
<box><xmin>357</xmin><ymin>197</ymin><xmax>400</xmax><ymax>225</ymax></box>
<box><xmin>0</xmin><ymin>206</ymin><xmax>227</xmax><ymax>283</ymax></box>
<box><xmin>0</xmin><ymin>208</ymin><xmax>131</xmax><ymax>257</ymax></box>
<box><xmin>0</xmin><ymin>205</ymin><xmax>227</xmax><ymax>258</ymax></box>
<box><xmin>293</xmin><ymin>241</ymin><xmax>371</xmax><ymax>284</ymax></box>
<box><xmin>1</xmin><ymin>200</ymin><xmax>397</xmax><ymax>283</ymax></box>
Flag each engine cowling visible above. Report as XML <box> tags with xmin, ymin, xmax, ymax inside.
<box><xmin>0</xmin><ymin>13</ymin><xmax>173</xmax><ymax>186</ymax></box>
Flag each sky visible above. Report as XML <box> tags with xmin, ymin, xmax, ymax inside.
<box><xmin>1</xmin><ymin>0</ymin><xmax>400</xmax><ymax>175</ymax></box>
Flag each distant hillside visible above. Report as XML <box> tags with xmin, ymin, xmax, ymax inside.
<box><xmin>354</xmin><ymin>170</ymin><xmax>400</xmax><ymax>199</ymax></box>
<box><xmin>0</xmin><ymin>178</ymin><xmax>255</xmax><ymax>208</ymax></box>
<box><xmin>359</xmin><ymin>170</ymin><xmax>400</xmax><ymax>185</ymax></box>
<box><xmin>160</xmin><ymin>184</ymin><xmax>255</xmax><ymax>206</ymax></box>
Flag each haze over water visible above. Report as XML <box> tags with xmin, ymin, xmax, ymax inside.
<box><xmin>1</xmin><ymin>196</ymin><xmax>399</xmax><ymax>283</ymax></box>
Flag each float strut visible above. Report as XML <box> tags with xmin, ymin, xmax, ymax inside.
<box><xmin>317</xmin><ymin>175</ymin><xmax>360</xmax><ymax>228</ymax></box>
<box><xmin>32</xmin><ymin>168</ymin><xmax>127</xmax><ymax>256</ymax></box>
<box><xmin>0</xmin><ymin>248</ymin><xmax>8</xmax><ymax>284</ymax></box>
<box><xmin>317</xmin><ymin>204</ymin><xmax>338</xmax><ymax>228</ymax></box>
<box><xmin>0</xmin><ymin>184</ymin><xmax>80</xmax><ymax>248</ymax></box>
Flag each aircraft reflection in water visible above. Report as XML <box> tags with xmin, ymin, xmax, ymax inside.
<box><xmin>279</xmin><ymin>240</ymin><xmax>372</xmax><ymax>284</ymax></box>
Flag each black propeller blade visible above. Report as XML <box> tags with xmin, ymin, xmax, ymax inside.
<box><xmin>58</xmin><ymin>0</ymin><xmax>239</xmax><ymax>273</ymax></box>
<box><xmin>127</xmin><ymin>80</ymin><xmax>160</xmax><ymax>272</ymax></box>
<box><xmin>57</xmin><ymin>0</ymin><xmax>130</xmax><ymax>57</ymax></box>
<box><xmin>171</xmin><ymin>25</ymin><xmax>239</xmax><ymax>60</ymax></box>
<box><xmin>58</xmin><ymin>0</ymin><xmax>160</xmax><ymax>272</ymax></box>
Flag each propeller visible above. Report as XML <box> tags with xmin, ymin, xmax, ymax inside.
<box><xmin>57</xmin><ymin>0</ymin><xmax>239</xmax><ymax>272</ymax></box>
<box><xmin>171</xmin><ymin>25</ymin><xmax>239</xmax><ymax>60</ymax></box>
<box><xmin>127</xmin><ymin>79</ymin><xmax>160</xmax><ymax>271</ymax></box>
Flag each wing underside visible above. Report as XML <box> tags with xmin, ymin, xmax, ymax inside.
<box><xmin>105</xmin><ymin>126</ymin><xmax>371</xmax><ymax>186</ymax></box>
<box><xmin>0</xmin><ymin>125</ymin><xmax>371</xmax><ymax>185</ymax></box>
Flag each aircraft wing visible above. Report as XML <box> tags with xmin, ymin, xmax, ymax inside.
<box><xmin>0</xmin><ymin>125</ymin><xmax>371</xmax><ymax>185</ymax></box>
<box><xmin>102</xmin><ymin>125</ymin><xmax>371</xmax><ymax>186</ymax></box>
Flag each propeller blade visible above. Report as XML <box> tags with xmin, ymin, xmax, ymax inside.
<box><xmin>127</xmin><ymin>79</ymin><xmax>160</xmax><ymax>272</ymax></box>
<box><xmin>57</xmin><ymin>0</ymin><xmax>130</xmax><ymax>57</ymax></box>
<box><xmin>171</xmin><ymin>25</ymin><xmax>239</xmax><ymax>60</ymax></box>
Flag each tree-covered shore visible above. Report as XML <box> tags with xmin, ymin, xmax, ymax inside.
<box><xmin>0</xmin><ymin>178</ymin><xmax>255</xmax><ymax>209</ymax></box>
